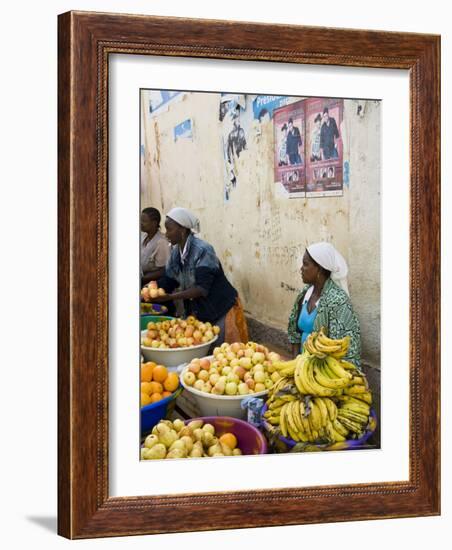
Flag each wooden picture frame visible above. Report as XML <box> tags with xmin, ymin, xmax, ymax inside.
<box><xmin>58</xmin><ymin>11</ymin><xmax>440</xmax><ymax>538</ymax></box>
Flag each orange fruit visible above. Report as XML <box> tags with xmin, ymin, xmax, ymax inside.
<box><xmin>149</xmin><ymin>381</ymin><xmax>163</xmax><ymax>394</ymax></box>
<box><xmin>162</xmin><ymin>390</ymin><xmax>172</xmax><ymax>398</ymax></box>
<box><xmin>141</xmin><ymin>362</ymin><xmax>156</xmax><ymax>382</ymax></box>
<box><xmin>141</xmin><ymin>392</ymin><xmax>152</xmax><ymax>407</ymax></box>
<box><xmin>150</xmin><ymin>392</ymin><xmax>163</xmax><ymax>403</ymax></box>
<box><xmin>152</xmin><ymin>365</ymin><xmax>168</xmax><ymax>383</ymax></box>
<box><xmin>163</xmin><ymin>372</ymin><xmax>179</xmax><ymax>392</ymax></box>
<box><xmin>219</xmin><ymin>433</ymin><xmax>237</xmax><ymax>450</ymax></box>
<box><xmin>141</xmin><ymin>381</ymin><xmax>153</xmax><ymax>395</ymax></box>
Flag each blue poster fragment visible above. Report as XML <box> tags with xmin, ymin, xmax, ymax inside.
<box><xmin>174</xmin><ymin>119</ymin><xmax>193</xmax><ymax>141</ymax></box>
<box><xmin>343</xmin><ymin>161</ymin><xmax>350</xmax><ymax>186</ymax></box>
<box><xmin>253</xmin><ymin>95</ymin><xmax>292</xmax><ymax>121</ymax></box>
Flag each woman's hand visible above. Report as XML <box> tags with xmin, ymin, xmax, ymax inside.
<box><xmin>146</xmin><ymin>294</ymin><xmax>172</xmax><ymax>303</ymax></box>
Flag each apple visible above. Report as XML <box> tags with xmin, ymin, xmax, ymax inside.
<box><xmin>254</xmin><ymin>371</ymin><xmax>266</xmax><ymax>384</ymax></box>
<box><xmin>239</xmin><ymin>357</ymin><xmax>252</xmax><ymax>369</ymax></box>
<box><xmin>188</xmin><ymin>363</ymin><xmax>201</xmax><ymax>374</ymax></box>
<box><xmin>225</xmin><ymin>382</ymin><xmax>238</xmax><ymax>395</ymax></box>
<box><xmin>198</xmin><ymin>369</ymin><xmax>210</xmax><ymax>382</ymax></box>
<box><xmin>238</xmin><ymin>382</ymin><xmax>250</xmax><ymax>395</ymax></box>
<box><xmin>232</xmin><ymin>366</ymin><xmax>246</xmax><ymax>380</ymax></box>
<box><xmin>183</xmin><ymin>371</ymin><xmax>196</xmax><ymax>386</ymax></box>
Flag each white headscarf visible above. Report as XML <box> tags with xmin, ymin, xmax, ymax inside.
<box><xmin>307</xmin><ymin>242</ymin><xmax>349</xmax><ymax>295</ymax></box>
<box><xmin>166</xmin><ymin>207</ymin><xmax>200</xmax><ymax>233</ymax></box>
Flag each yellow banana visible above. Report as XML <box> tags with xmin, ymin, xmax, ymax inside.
<box><xmin>323</xmin><ymin>397</ymin><xmax>338</xmax><ymax>421</ymax></box>
<box><xmin>279</xmin><ymin>403</ymin><xmax>289</xmax><ymax>437</ymax></box>
<box><xmin>339</xmin><ymin>359</ymin><xmax>359</xmax><ymax>371</ymax></box>
<box><xmin>325</xmin><ymin>420</ymin><xmax>346</xmax><ymax>442</ymax></box>
<box><xmin>356</xmin><ymin>391</ymin><xmax>373</xmax><ymax>405</ymax></box>
<box><xmin>325</xmin><ymin>355</ymin><xmax>353</xmax><ymax>380</ymax></box>
<box><xmin>303</xmin><ymin>356</ymin><xmax>339</xmax><ymax>397</ymax></box>
<box><xmin>337</xmin><ymin>413</ymin><xmax>362</xmax><ymax>433</ymax></box>
<box><xmin>340</xmin><ymin>401</ymin><xmax>371</xmax><ymax>416</ymax></box>
<box><xmin>338</xmin><ymin>408</ymin><xmax>369</xmax><ymax>425</ymax></box>
<box><xmin>305</xmin><ymin>333</ymin><xmax>327</xmax><ymax>358</ymax></box>
<box><xmin>313</xmin><ymin>397</ymin><xmax>329</xmax><ymax>428</ymax></box>
<box><xmin>333</xmin><ymin>419</ymin><xmax>349</xmax><ymax>437</ymax></box>
<box><xmin>294</xmin><ymin>357</ymin><xmax>310</xmax><ymax>395</ymax></box>
<box><xmin>344</xmin><ymin>384</ymin><xmax>367</xmax><ymax>395</ymax></box>
<box><xmin>308</xmin><ymin>399</ymin><xmax>323</xmax><ymax>431</ymax></box>
<box><xmin>301</xmin><ymin>414</ymin><xmax>314</xmax><ymax>442</ymax></box>
<box><xmin>313</xmin><ymin>361</ymin><xmax>350</xmax><ymax>389</ymax></box>
<box><xmin>291</xmin><ymin>400</ymin><xmax>304</xmax><ymax>432</ymax></box>
<box><xmin>313</xmin><ymin>334</ymin><xmax>343</xmax><ymax>353</ymax></box>
<box><xmin>317</xmin><ymin>326</ymin><xmax>348</xmax><ymax>346</ymax></box>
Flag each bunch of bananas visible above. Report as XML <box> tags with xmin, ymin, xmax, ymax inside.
<box><xmin>304</xmin><ymin>328</ymin><xmax>350</xmax><ymax>359</ymax></box>
<box><xmin>263</xmin><ymin>328</ymin><xmax>374</xmax><ymax>445</ymax></box>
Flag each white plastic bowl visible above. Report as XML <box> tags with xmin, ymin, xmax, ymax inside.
<box><xmin>140</xmin><ymin>330</ymin><xmax>218</xmax><ymax>368</ymax></box>
<box><xmin>179</xmin><ymin>364</ymin><xmax>268</xmax><ymax>419</ymax></box>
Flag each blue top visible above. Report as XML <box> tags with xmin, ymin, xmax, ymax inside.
<box><xmin>297</xmin><ymin>301</ymin><xmax>318</xmax><ymax>344</ymax></box>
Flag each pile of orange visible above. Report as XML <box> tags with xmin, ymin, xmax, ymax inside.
<box><xmin>140</xmin><ymin>362</ymin><xmax>180</xmax><ymax>407</ymax></box>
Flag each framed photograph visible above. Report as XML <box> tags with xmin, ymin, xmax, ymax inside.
<box><xmin>58</xmin><ymin>11</ymin><xmax>440</xmax><ymax>538</ymax></box>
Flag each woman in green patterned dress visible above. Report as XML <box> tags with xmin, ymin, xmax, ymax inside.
<box><xmin>287</xmin><ymin>242</ymin><xmax>361</xmax><ymax>366</ymax></box>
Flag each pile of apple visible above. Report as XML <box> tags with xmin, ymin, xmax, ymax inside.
<box><xmin>142</xmin><ymin>316</ymin><xmax>220</xmax><ymax>349</ymax></box>
<box><xmin>181</xmin><ymin>341</ymin><xmax>282</xmax><ymax>396</ymax></box>
<box><xmin>141</xmin><ymin>419</ymin><xmax>243</xmax><ymax>459</ymax></box>
<box><xmin>141</xmin><ymin>280</ymin><xmax>166</xmax><ymax>302</ymax></box>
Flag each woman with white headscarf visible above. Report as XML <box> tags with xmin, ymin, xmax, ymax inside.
<box><xmin>153</xmin><ymin>207</ymin><xmax>248</xmax><ymax>345</ymax></box>
<box><xmin>287</xmin><ymin>242</ymin><xmax>361</xmax><ymax>366</ymax></box>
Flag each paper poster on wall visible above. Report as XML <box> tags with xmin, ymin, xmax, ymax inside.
<box><xmin>252</xmin><ymin>95</ymin><xmax>292</xmax><ymax>122</ymax></box>
<box><xmin>220</xmin><ymin>95</ymin><xmax>247</xmax><ymax>202</ymax></box>
<box><xmin>305</xmin><ymin>98</ymin><xmax>344</xmax><ymax>197</ymax></box>
<box><xmin>273</xmin><ymin>100</ymin><xmax>306</xmax><ymax>198</ymax></box>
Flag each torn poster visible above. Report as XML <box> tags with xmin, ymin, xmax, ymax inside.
<box><xmin>220</xmin><ymin>95</ymin><xmax>247</xmax><ymax>202</ymax></box>
<box><xmin>173</xmin><ymin>119</ymin><xmax>193</xmax><ymax>141</ymax></box>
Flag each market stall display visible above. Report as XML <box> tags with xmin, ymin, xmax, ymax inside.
<box><xmin>179</xmin><ymin>341</ymin><xmax>282</xmax><ymax>418</ymax></box>
<box><xmin>140</xmin><ymin>416</ymin><xmax>267</xmax><ymax>459</ymax></box>
<box><xmin>261</xmin><ymin>328</ymin><xmax>376</xmax><ymax>450</ymax></box>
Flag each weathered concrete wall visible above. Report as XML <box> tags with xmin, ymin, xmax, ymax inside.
<box><xmin>141</xmin><ymin>91</ymin><xmax>380</xmax><ymax>367</ymax></box>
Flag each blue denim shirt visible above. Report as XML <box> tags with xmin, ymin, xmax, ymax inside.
<box><xmin>159</xmin><ymin>234</ymin><xmax>238</xmax><ymax>322</ymax></box>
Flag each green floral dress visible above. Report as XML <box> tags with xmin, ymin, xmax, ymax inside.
<box><xmin>287</xmin><ymin>278</ymin><xmax>361</xmax><ymax>366</ymax></box>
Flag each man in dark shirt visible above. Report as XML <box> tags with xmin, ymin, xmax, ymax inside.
<box><xmin>286</xmin><ymin>117</ymin><xmax>302</xmax><ymax>165</ymax></box>
<box><xmin>320</xmin><ymin>107</ymin><xmax>340</xmax><ymax>160</ymax></box>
